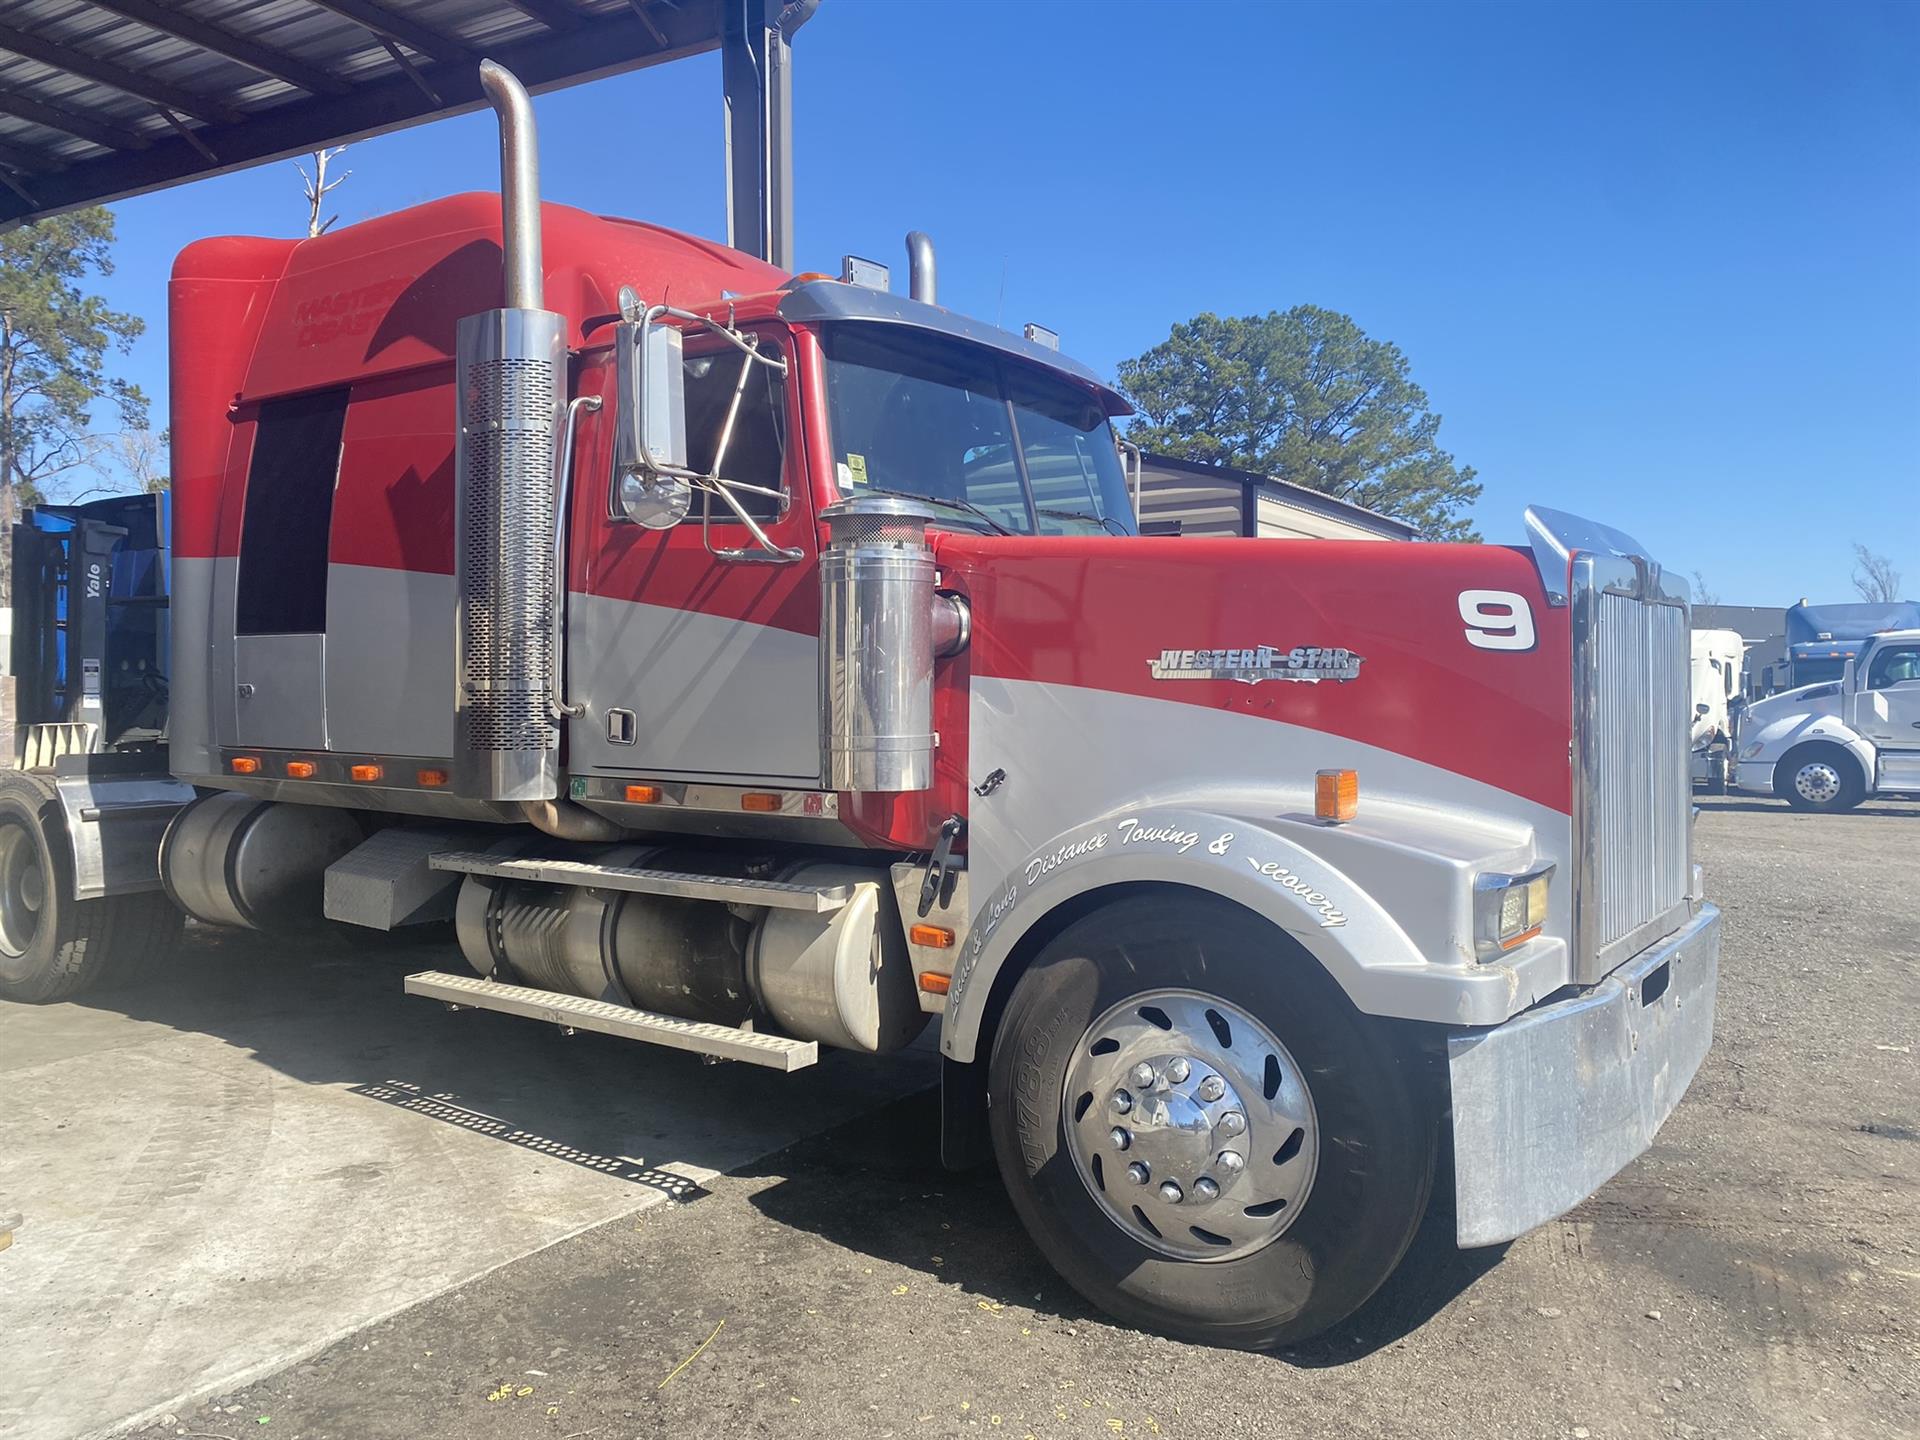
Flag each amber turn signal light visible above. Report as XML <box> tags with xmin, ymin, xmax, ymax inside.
<box><xmin>1314</xmin><ymin>768</ymin><xmax>1358</xmax><ymax>823</ymax></box>
<box><xmin>909</xmin><ymin>923</ymin><xmax>955</xmax><ymax>949</ymax></box>
<box><xmin>740</xmin><ymin>792</ymin><xmax>781</xmax><ymax>812</ymax></box>
<box><xmin>917</xmin><ymin>971</ymin><xmax>952</xmax><ymax>995</ymax></box>
<box><xmin>349</xmin><ymin>764</ymin><xmax>384</xmax><ymax>783</ymax></box>
<box><xmin>625</xmin><ymin>784</ymin><xmax>662</xmax><ymax>804</ymax></box>
<box><xmin>416</xmin><ymin>768</ymin><xmax>449</xmax><ymax>788</ymax></box>
<box><xmin>284</xmin><ymin>760</ymin><xmax>316</xmax><ymax>779</ymax></box>
<box><xmin>230</xmin><ymin>756</ymin><xmax>261</xmax><ymax>775</ymax></box>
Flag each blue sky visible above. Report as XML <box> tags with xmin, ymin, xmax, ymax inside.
<box><xmin>89</xmin><ymin>0</ymin><xmax>1917</xmax><ymax>605</ymax></box>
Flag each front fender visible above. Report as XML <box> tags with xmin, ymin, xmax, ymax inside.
<box><xmin>938</xmin><ymin>802</ymin><xmax>1569</xmax><ymax>1064</ymax></box>
<box><xmin>1745</xmin><ymin>709</ymin><xmax>1874</xmax><ymax>776</ymax></box>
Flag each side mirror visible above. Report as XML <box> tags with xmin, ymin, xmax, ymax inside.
<box><xmin>1695</xmin><ymin>703</ymin><xmax>1710</xmax><ymax>717</ymax></box>
<box><xmin>613</xmin><ymin>301</ymin><xmax>691</xmax><ymax>529</ymax></box>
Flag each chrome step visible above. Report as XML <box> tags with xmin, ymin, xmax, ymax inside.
<box><xmin>428</xmin><ymin>851</ymin><xmax>852</xmax><ymax>912</ymax></box>
<box><xmin>403</xmin><ymin>971</ymin><xmax>818</xmax><ymax>1071</ymax></box>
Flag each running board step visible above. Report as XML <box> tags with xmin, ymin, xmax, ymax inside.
<box><xmin>428</xmin><ymin>852</ymin><xmax>851</xmax><ymax>912</ymax></box>
<box><xmin>403</xmin><ymin>971</ymin><xmax>818</xmax><ymax>1071</ymax></box>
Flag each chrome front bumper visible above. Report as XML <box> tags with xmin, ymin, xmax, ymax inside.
<box><xmin>1447</xmin><ymin>902</ymin><xmax>1720</xmax><ymax>1247</ymax></box>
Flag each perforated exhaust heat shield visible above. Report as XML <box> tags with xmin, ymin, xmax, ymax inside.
<box><xmin>454</xmin><ymin>306</ymin><xmax>567</xmax><ymax>800</ymax></box>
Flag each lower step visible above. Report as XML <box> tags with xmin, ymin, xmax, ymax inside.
<box><xmin>403</xmin><ymin>971</ymin><xmax>818</xmax><ymax>1072</ymax></box>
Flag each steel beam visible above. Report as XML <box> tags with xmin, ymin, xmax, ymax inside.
<box><xmin>0</xmin><ymin>3</ymin><xmax>725</xmax><ymax>230</ymax></box>
<box><xmin>88</xmin><ymin>0</ymin><xmax>350</xmax><ymax>96</ymax></box>
<box><xmin>301</xmin><ymin>0</ymin><xmax>475</xmax><ymax>68</ymax></box>
<box><xmin>500</xmin><ymin>0</ymin><xmax>585</xmax><ymax>31</ymax></box>
<box><xmin>0</xmin><ymin>90</ymin><xmax>150</xmax><ymax>151</ymax></box>
<box><xmin>722</xmin><ymin>0</ymin><xmax>805</xmax><ymax>270</ymax></box>
<box><xmin>0</xmin><ymin>23</ymin><xmax>240</xmax><ymax>125</ymax></box>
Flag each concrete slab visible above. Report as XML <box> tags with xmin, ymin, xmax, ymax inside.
<box><xmin>0</xmin><ymin>922</ymin><xmax>936</xmax><ymax>1440</ymax></box>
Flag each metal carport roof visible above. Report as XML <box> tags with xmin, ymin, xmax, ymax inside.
<box><xmin>0</xmin><ymin>0</ymin><xmax>805</xmax><ymax>257</ymax></box>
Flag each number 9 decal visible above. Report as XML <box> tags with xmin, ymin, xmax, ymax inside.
<box><xmin>1459</xmin><ymin>590</ymin><xmax>1536</xmax><ymax>651</ymax></box>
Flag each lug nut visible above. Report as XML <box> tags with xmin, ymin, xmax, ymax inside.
<box><xmin>1217</xmin><ymin>1150</ymin><xmax>1245</xmax><ymax>1174</ymax></box>
<box><xmin>1218</xmin><ymin>1110</ymin><xmax>1246</xmax><ymax>1137</ymax></box>
<box><xmin>1158</xmin><ymin>1180</ymin><xmax>1184</xmax><ymax>1204</ymax></box>
<box><xmin>1110</xmin><ymin>1089</ymin><xmax>1132</xmax><ymax>1116</ymax></box>
<box><xmin>1126</xmin><ymin>1161</ymin><xmax>1151</xmax><ymax>1185</ymax></box>
<box><xmin>1197</xmin><ymin>1075</ymin><xmax>1226</xmax><ymax>1102</ymax></box>
<box><xmin>1130</xmin><ymin>1061</ymin><xmax>1157</xmax><ymax>1088</ymax></box>
<box><xmin>1109</xmin><ymin>1127</ymin><xmax>1132</xmax><ymax>1151</ymax></box>
<box><xmin>1166</xmin><ymin>1057</ymin><xmax>1191</xmax><ymax>1083</ymax></box>
<box><xmin>1194</xmin><ymin>1176</ymin><xmax>1220</xmax><ymax>1201</ymax></box>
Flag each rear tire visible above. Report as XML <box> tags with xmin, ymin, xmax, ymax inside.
<box><xmin>0</xmin><ymin>772</ymin><xmax>182</xmax><ymax>1004</ymax></box>
<box><xmin>987</xmin><ymin>894</ymin><xmax>1435</xmax><ymax>1349</ymax></box>
<box><xmin>1775</xmin><ymin>743</ymin><xmax>1866</xmax><ymax>812</ymax></box>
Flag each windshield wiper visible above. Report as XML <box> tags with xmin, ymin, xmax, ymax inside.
<box><xmin>1035</xmin><ymin>506</ymin><xmax>1130</xmax><ymax>537</ymax></box>
<box><xmin>865</xmin><ymin>487</ymin><xmax>1014</xmax><ymax>536</ymax></box>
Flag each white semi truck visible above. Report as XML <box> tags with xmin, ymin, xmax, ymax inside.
<box><xmin>1690</xmin><ymin>628</ymin><xmax>1745</xmax><ymax>793</ymax></box>
<box><xmin>1736</xmin><ymin>629</ymin><xmax>1920</xmax><ymax>810</ymax></box>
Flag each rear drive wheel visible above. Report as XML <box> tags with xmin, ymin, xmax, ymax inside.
<box><xmin>1775</xmin><ymin>743</ymin><xmax>1866</xmax><ymax>813</ymax></box>
<box><xmin>988</xmin><ymin>894</ymin><xmax>1435</xmax><ymax>1349</ymax></box>
<box><xmin>0</xmin><ymin>772</ymin><xmax>182</xmax><ymax>1004</ymax></box>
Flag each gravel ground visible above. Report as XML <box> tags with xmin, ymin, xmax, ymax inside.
<box><xmin>123</xmin><ymin>795</ymin><xmax>1920</xmax><ymax>1440</ymax></box>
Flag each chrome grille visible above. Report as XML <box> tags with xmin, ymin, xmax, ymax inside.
<box><xmin>1575</xmin><ymin>567</ymin><xmax>1691</xmax><ymax>979</ymax></box>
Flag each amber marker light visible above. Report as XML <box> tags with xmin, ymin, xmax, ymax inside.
<box><xmin>350</xmin><ymin>764</ymin><xmax>384</xmax><ymax>783</ymax></box>
<box><xmin>909</xmin><ymin>923</ymin><xmax>955</xmax><ymax>949</ymax></box>
<box><xmin>740</xmin><ymin>792</ymin><xmax>781</xmax><ymax>812</ymax></box>
<box><xmin>284</xmin><ymin>760</ymin><xmax>317</xmax><ymax>779</ymax></box>
<box><xmin>918</xmin><ymin>971</ymin><xmax>952</xmax><ymax>995</ymax></box>
<box><xmin>230</xmin><ymin>756</ymin><xmax>261</xmax><ymax>775</ymax></box>
<box><xmin>1314</xmin><ymin>768</ymin><xmax>1359</xmax><ymax>823</ymax></box>
<box><xmin>624</xmin><ymin>784</ymin><xmax>662</xmax><ymax>803</ymax></box>
<box><xmin>416</xmin><ymin>768</ymin><xmax>449</xmax><ymax>788</ymax></box>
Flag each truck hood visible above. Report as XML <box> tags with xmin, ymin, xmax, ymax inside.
<box><xmin>1747</xmin><ymin>681</ymin><xmax>1842</xmax><ymax>725</ymax></box>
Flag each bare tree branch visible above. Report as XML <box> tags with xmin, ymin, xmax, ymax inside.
<box><xmin>1851</xmin><ymin>543</ymin><xmax>1903</xmax><ymax>604</ymax></box>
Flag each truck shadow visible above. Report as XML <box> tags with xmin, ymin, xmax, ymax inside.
<box><xmin>63</xmin><ymin>919</ymin><xmax>935</xmax><ymax>1205</ymax></box>
<box><xmin>736</xmin><ymin>1084</ymin><xmax>1508</xmax><ymax>1364</ymax></box>
<box><xmin>68</xmin><ymin>919</ymin><xmax>1499</xmax><ymax>1361</ymax></box>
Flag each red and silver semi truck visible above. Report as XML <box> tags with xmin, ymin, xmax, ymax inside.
<box><xmin>0</xmin><ymin>64</ymin><xmax>1719</xmax><ymax>1349</ymax></box>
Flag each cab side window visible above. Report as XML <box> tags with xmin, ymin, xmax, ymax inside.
<box><xmin>1866</xmin><ymin>644</ymin><xmax>1920</xmax><ymax>688</ymax></box>
<box><xmin>683</xmin><ymin>341</ymin><xmax>787</xmax><ymax>521</ymax></box>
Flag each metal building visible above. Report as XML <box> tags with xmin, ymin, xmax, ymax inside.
<box><xmin>1135</xmin><ymin>452</ymin><xmax>1417</xmax><ymax>541</ymax></box>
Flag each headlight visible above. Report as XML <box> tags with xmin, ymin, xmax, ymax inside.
<box><xmin>1473</xmin><ymin>865</ymin><xmax>1553</xmax><ymax>961</ymax></box>
<box><xmin>1740</xmin><ymin>742</ymin><xmax>1764</xmax><ymax>759</ymax></box>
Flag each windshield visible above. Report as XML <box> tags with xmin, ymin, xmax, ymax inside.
<box><xmin>821</xmin><ymin>325</ymin><xmax>1135</xmax><ymax>535</ymax></box>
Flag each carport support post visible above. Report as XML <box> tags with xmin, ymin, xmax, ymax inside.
<box><xmin>723</xmin><ymin>0</ymin><xmax>811</xmax><ymax>272</ymax></box>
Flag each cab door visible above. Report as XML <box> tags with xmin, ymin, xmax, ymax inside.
<box><xmin>1856</xmin><ymin>640</ymin><xmax>1920</xmax><ymax>791</ymax></box>
<box><xmin>230</xmin><ymin>389</ymin><xmax>347</xmax><ymax>751</ymax></box>
<box><xmin>568</xmin><ymin>328</ymin><xmax>824</xmax><ymax>785</ymax></box>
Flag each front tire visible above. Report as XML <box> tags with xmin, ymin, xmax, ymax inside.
<box><xmin>1775</xmin><ymin>743</ymin><xmax>1866</xmax><ymax>812</ymax></box>
<box><xmin>0</xmin><ymin>772</ymin><xmax>182</xmax><ymax>1004</ymax></box>
<box><xmin>987</xmin><ymin>894</ymin><xmax>1435</xmax><ymax>1349</ymax></box>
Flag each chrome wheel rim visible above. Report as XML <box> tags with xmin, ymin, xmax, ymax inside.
<box><xmin>1793</xmin><ymin>761</ymin><xmax>1841</xmax><ymax>804</ymax></box>
<box><xmin>0</xmin><ymin>821</ymin><xmax>46</xmax><ymax>960</ymax></box>
<box><xmin>1062</xmin><ymin>988</ymin><xmax>1318</xmax><ymax>1262</ymax></box>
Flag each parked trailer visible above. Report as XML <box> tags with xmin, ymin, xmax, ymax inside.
<box><xmin>0</xmin><ymin>64</ymin><xmax>1720</xmax><ymax>1349</ymax></box>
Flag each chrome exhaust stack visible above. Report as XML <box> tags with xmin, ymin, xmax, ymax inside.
<box><xmin>905</xmin><ymin>230</ymin><xmax>936</xmax><ymax>304</ymax></box>
<box><xmin>453</xmin><ymin>61</ymin><xmax>567</xmax><ymax>802</ymax></box>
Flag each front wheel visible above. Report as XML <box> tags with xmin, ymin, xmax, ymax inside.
<box><xmin>987</xmin><ymin>894</ymin><xmax>1436</xmax><ymax>1349</ymax></box>
<box><xmin>1776</xmin><ymin>743</ymin><xmax>1866</xmax><ymax>812</ymax></box>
